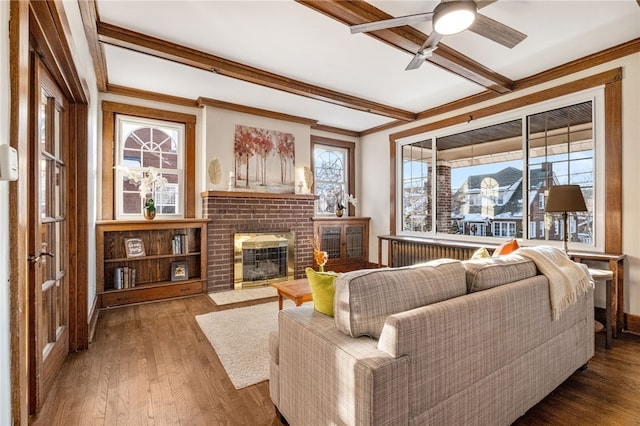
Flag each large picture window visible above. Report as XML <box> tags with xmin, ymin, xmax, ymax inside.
<box><xmin>398</xmin><ymin>90</ymin><xmax>603</xmax><ymax>252</ymax></box>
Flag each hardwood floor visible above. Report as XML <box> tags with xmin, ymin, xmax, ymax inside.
<box><xmin>31</xmin><ymin>295</ymin><xmax>640</xmax><ymax>425</ymax></box>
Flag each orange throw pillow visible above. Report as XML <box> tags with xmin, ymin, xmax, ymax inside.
<box><xmin>492</xmin><ymin>239</ymin><xmax>520</xmax><ymax>257</ymax></box>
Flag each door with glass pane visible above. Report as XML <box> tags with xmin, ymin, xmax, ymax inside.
<box><xmin>28</xmin><ymin>59</ymin><xmax>69</xmax><ymax>413</ymax></box>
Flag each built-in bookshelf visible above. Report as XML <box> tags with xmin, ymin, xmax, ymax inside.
<box><xmin>96</xmin><ymin>219</ymin><xmax>210</xmax><ymax>308</ymax></box>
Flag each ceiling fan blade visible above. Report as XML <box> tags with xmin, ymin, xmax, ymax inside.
<box><xmin>405</xmin><ymin>32</ymin><xmax>443</xmax><ymax>71</ymax></box>
<box><xmin>469</xmin><ymin>12</ymin><xmax>526</xmax><ymax>49</ymax></box>
<box><xmin>350</xmin><ymin>13</ymin><xmax>433</xmax><ymax>34</ymax></box>
<box><xmin>475</xmin><ymin>0</ymin><xmax>498</xmax><ymax>10</ymax></box>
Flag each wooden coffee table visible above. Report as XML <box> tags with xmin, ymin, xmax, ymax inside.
<box><xmin>272</xmin><ymin>278</ymin><xmax>312</xmax><ymax>310</ymax></box>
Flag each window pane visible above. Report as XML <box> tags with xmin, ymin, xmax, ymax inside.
<box><xmin>314</xmin><ymin>146</ymin><xmax>347</xmax><ymax>215</ymax></box>
<box><xmin>444</xmin><ymin>119</ymin><xmax>524</xmax><ymax>238</ymax></box>
<box><xmin>527</xmin><ymin>101</ymin><xmax>593</xmax><ymax>244</ymax></box>
<box><xmin>402</xmin><ymin>141</ymin><xmax>432</xmax><ymax>232</ymax></box>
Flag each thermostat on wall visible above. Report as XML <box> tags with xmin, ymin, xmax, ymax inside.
<box><xmin>0</xmin><ymin>145</ymin><xmax>19</xmax><ymax>181</ymax></box>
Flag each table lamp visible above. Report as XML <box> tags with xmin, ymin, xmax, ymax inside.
<box><xmin>545</xmin><ymin>185</ymin><xmax>588</xmax><ymax>253</ymax></box>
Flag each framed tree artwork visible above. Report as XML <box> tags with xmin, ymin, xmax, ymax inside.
<box><xmin>233</xmin><ymin>124</ymin><xmax>295</xmax><ymax>193</ymax></box>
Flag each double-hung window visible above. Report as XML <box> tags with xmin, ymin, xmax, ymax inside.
<box><xmin>114</xmin><ymin>115</ymin><xmax>185</xmax><ymax>219</ymax></box>
<box><xmin>311</xmin><ymin>136</ymin><xmax>356</xmax><ymax>216</ymax></box>
<box><xmin>397</xmin><ymin>89</ymin><xmax>603</xmax><ymax>252</ymax></box>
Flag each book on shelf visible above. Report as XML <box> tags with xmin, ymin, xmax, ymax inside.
<box><xmin>113</xmin><ymin>267</ymin><xmax>123</xmax><ymax>290</ymax></box>
<box><xmin>130</xmin><ymin>268</ymin><xmax>136</xmax><ymax>287</ymax></box>
<box><xmin>172</xmin><ymin>233</ymin><xmax>189</xmax><ymax>254</ymax></box>
<box><xmin>123</xmin><ymin>266</ymin><xmax>129</xmax><ymax>288</ymax></box>
<box><xmin>112</xmin><ymin>266</ymin><xmax>136</xmax><ymax>290</ymax></box>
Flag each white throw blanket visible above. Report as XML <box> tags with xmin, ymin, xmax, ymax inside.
<box><xmin>516</xmin><ymin>246</ymin><xmax>593</xmax><ymax>320</ymax></box>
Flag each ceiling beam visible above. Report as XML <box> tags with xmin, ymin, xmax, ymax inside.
<box><xmin>96</xmin><ymin>22</ymin><xmax>416</xmax><ymax>122</ymax></box>
<box><xmin>78</xmin><ymin>0</ymin><xmax>107</xmax><ymax>91</ymax></box>
<box><xmin>296</xmin><ymin>0</ymin><xmax>514</xmax><ymax>94</ymax></box>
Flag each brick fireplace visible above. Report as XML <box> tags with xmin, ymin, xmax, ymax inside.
<box><xmin>201</xmin><ymin>191</ymin><xmax>316</xmax><ymax>293</ymax></box>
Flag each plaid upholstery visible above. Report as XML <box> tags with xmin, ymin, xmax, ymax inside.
<box><xmin>334</xmin><ymin>259</ymin><xmax>467</xmax><ymax>338</ymax></box>
<box><xmin>268</xmin><ymin>331</ymin><xmax>280</xmax><ymax>406</ymax></box>
<box><xmin>378</xmin><ymin>275</ymin><xmax>593</xmax><ymax>422</ymax></box>
<box><xmin>463</xmin><ymin>254</ymin><xmax>537</xmax><ymax>292</ymax></box>
<box><xmin>277</xmin><ymin>307</ymin><xmax>409</xmax><ymax>426</ymax></box>
<box><xmin>270</xmin><ymin>260</ymin><xmax>594</xmax><ymax>426</ymax></box>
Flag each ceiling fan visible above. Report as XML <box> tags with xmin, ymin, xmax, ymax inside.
<box><xmin>350</xmin><ymin>0</ymin><xmax>527</xmax><ymax>71</ymax></box>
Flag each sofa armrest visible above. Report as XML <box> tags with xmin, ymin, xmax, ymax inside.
<box><xmin>275</xmin><ymin>307</ymin><xmax>409</xmax><ymax>426</ymax></box>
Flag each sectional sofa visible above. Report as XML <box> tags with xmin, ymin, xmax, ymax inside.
<box><xmin>269</xmin><ymin>251</ymin><xmax>594</xmax><ymax>425</ymax></box>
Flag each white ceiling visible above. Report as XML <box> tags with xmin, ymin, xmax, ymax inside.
<box><xmin>95</xmin><ymin>0</ymin><xmax>640</xmax><ymax>132</ymax></box>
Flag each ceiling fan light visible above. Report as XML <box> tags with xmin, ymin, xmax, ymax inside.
<box><xmin>433</xmin><ymin>1</ymin><xmax>476</xmax><ymax>36</ymax></box>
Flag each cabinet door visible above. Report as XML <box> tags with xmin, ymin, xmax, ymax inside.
<box><xmin>345</xmin><ymin>224</ymin><xmax>365</xmax><ymax>260</ymax></box>
<box><xmin>319</xmin><ymin>225</ymin><xmax>342</xmax><ymax>261</ymax></box>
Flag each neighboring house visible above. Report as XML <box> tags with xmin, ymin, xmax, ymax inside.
<box><xmin>449</xmin><ymin>166</ymin><xmax>592</xmax><ymax>242</ymax></box>
<box><xmin>452</xmin><ymin>166</ymin><xmax>525</xmax><ymax>237</ymax></box>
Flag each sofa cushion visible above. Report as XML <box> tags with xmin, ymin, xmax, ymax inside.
<box><xmin>463</xmin><ymin>254</ymin><xmax>537</xmax><ymax>293</ymax></box>
<box><xmin>333</xmin><ymin>259</ymin><xmax>466</xmax><ymax>338</ymax></box>
<box><xmin>470</xmin><ymin>247</ymin><xmax>491</xmax><ymax>259</ymax></box>
<box><xmin>305</xmin><ymin>267</ymin><xmax>339</xmax><ymax>316</ymax></box>
<box><xmin>492</xmin><ymin>239</ymin><xmax>520</xmax><ymax>257</ymax></box>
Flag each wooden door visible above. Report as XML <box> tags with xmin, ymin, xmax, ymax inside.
<box><xmin>28</xmin><ymin>58</ymin><xmax>70</xmax><ymax>413</ymax></box>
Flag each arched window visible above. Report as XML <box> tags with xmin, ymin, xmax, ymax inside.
<box><xmin>115</xmin><ymin>115</ymin><xmax>185</xmax><ymax>218</ymax></box>
<box><xmin>311</xmin><ymin>136</ymin><xmax>356</xmax><ymax>217</ymax></box>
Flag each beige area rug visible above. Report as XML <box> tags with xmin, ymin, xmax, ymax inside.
<box><xmin>208</xmin><ymin>286</ymin><xmax>278</xmax><ymax>306</ymax></box>
<box><xmin>196</xmin><ymin>299</ymin><xmax>307</xmax><ymax>389</ymax></box>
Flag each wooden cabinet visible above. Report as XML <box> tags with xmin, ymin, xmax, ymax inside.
<box><xmin>313</xmin><ymin>217</ymin><xmax>370</xmax><ymax>272</ymax></box>
<box><xmin>96</xmin><ymin>219</ymin><xmax>210</xmax><ymax>308</ymax></box>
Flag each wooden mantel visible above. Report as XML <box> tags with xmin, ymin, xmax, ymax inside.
<box><xmin>201</xmin><ymin>190</ymin><xmax>317</xmax><ymax>201</ymax></box>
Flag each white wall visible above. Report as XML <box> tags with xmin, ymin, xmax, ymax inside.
<box><xmin>0</xmin><ymin>3</ymin><xmax>12</xmax><ymax>423</ymax></box>
<box><xmin>360</xmin><ymin>53</ymin><xmax>640</xmax><ymax>316</ymax></box>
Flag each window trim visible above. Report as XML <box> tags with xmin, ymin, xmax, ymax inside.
<box><xmin>311</xmin><ymin>136</ymin><xmax>356</xmax><ymax>217</ymax></box>
<box><xmin>388</xmin><ymin>68</ymin><xmax>622</xmax><ymax>253</ymax></box>
<box><xmin>101</xmin><ymin>101</ymin><xmax>197</xmax><ymax>219</ymax></box>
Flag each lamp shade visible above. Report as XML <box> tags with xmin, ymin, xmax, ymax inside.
<box><xmin>433</xmin><ymin>1</ymin><xmax>476</xmax><ymax>35</ymax></box>
<box><xmin>545</xmin><ymin>185</ymin><xmax>588</xmax><ymax>213</ymax></box>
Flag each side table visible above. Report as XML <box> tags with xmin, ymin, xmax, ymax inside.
<box><xmin>272</xmin><ymin>278</ymin><xmax>313</xmax><ymax>310</ymax></box>
<box><xmin>571</xmin><ymin>252</ymin><xmax>625</xmax><ymax>334</ymax></box>
<box><xmin>589</xmin><ymin>268</ymin><xmax>615</xmax><ymax>349</ymax></box>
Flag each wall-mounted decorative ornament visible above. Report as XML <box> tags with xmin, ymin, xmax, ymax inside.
<box><xmin>303</xmin><ymin>166</ymin><xmax>314</xmax><ymax>193</ymax></box>
<box><xmin>208</xmin><ymin>158</ymin><xmax>222</xmax><ymax>189</ymax></box>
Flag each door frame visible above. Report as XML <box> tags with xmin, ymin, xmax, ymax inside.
<box><xmin>9</xmin><ymin>0</ymin><xmax>89</xmax><ymax>421</ymax></box>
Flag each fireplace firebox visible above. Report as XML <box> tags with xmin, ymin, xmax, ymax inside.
<box><xmin>233</xmin><ymin>232</ymin><xmax>295</xmax><ymax>289</ymax></box>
